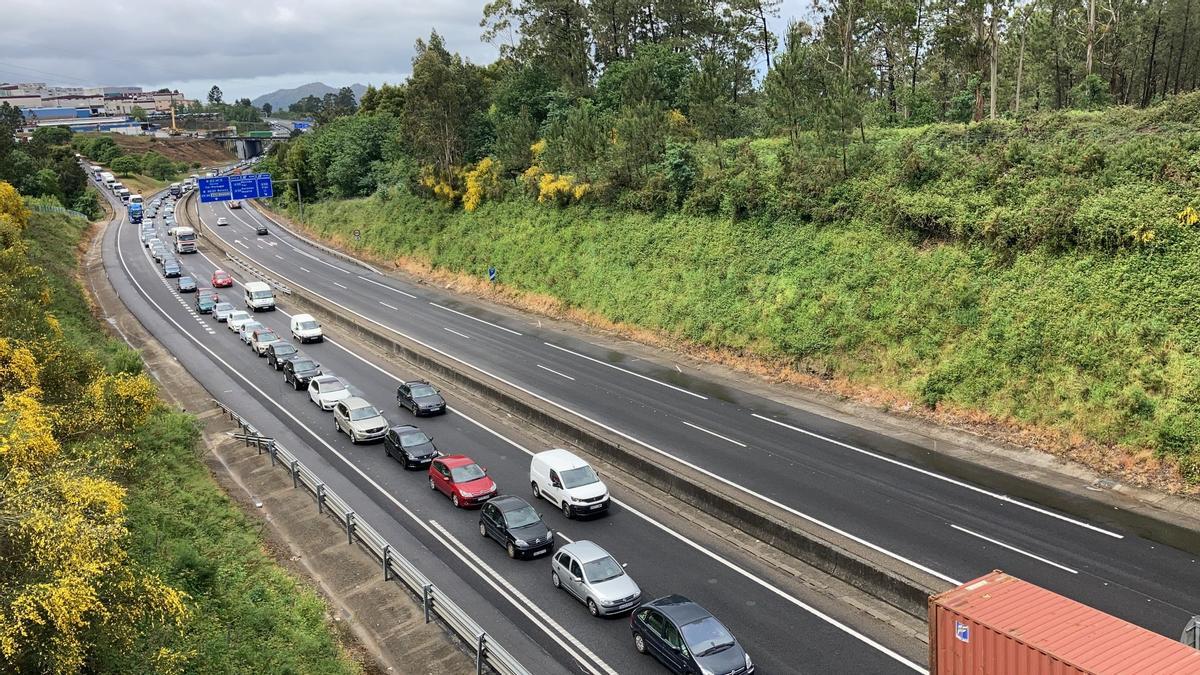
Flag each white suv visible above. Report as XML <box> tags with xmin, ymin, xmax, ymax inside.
<box><xmin>530</xmin><ymin>449</ymin><xmax>610</xmax><ymax>519</ymax></box>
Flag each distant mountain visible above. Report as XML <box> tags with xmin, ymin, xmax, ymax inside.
<box><xmin>251</xmin><ymin>82</ymin><xmax>367</xmax><ymax>111</ymax></box>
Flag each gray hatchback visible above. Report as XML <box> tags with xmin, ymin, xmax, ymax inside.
<box><xmin>551</xmin><ymin>540</ymin><xmax>642</xmax><ymax>617</ymax></box>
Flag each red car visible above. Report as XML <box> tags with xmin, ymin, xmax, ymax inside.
<box><xmin>211</xmin><ymin>269</ymin><xmax>233</xmax><ymax>288</ymax></box>
<box><xmin>428</xmin><ymin>455</ymin><xmax>496</xmax><ymax>508</ymax></box>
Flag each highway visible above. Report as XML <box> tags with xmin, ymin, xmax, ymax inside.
<box><xmin>100</xmin><ymin>183</ymin><xmax>925</xmax><ymax>672</ymax></box>
<box><xmin>181</xmin><ymin>188</ymin><xmax>1200</xmax><ymax>641</ymax></box>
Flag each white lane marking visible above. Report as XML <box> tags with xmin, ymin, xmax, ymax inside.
<box><xmin>429</xmin><ymin>521</ymin><xmax>617</xmax><ymax>675</ymax></box>
<box><xmin>235</xmin><ymin>239</ymin><xmax>248</xmax><ymax>249</ymax></box>
<box><xmin>300</xmin><ymin>267</ymin><xmax>311</xmax><ymax>274</ymax></box>
<box><xmin>379</xmin><ymin>301</ymin><xmax>399</xmax><ymax>311</ymax></box>
<box><xmin>752</xmin><ymin>414</ymin><xmax>1123</xmax><ymax>539</ymax></box>
<box><xmin>536</xmin><ymin>364</ymin><xmax>575</xmax><ymax>381</ymax></box>
<box><xmin>682</xmin><ymin>420</ymin><xmax>747</xmax><ymax>448</ymax></box>
<box><xmin>443</xmin><ymin>327</ymin><xmax>471</xmax><ymax>339</ymax></box>
<box><xmin>357</xmin><ymin>274</ymin><xmax>417</xmax><ymax>298</ymax></box>
<box><xmin>554</xmin><ymin>531</ymin><xmax>574</xmax><ymax>543</ymax></box>
<box><xmin>114</xmin><ymin>221</ymin><xmax>613</xmax><ymax>675</ymax></box>
<box><xmin>429</xmin><ymin>301</ymin><xmax>523</xmax><ymax>336</ymax></box>
<box><xmin>274</xmin><ymin>254</ymin><xmax>283</xmax><ymax>260</ymax></box>
<box><xmin>543</xmin><ymin>342</ymin><xmax>707</xmax><ymax>400</ymax></box>
<box><xmin>333</xmin><ymin>282</ymin><xmax>348</xmax><ymax>289</ymax></box>
<box><xmin>195</xmin><ymin>224</ymin><xmax>961</xmax><ymax>588</ymax></box>
<box><xmin>950</xmin><ymin>524</ymin><xmax>1079</xmax><ymax>574</ymax></box>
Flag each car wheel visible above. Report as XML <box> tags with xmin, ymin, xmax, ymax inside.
<box><xmin>349</xmin><ymin>430</ymin><xmax>358</xmax><ymax>445</ymax></box>
<box><xmin>634</xmin><ymin>632</ymin><xmax>647</xmax><ymax>654</ymax></box>
<box><xmin>587</xmin><ymin>599</ymin><xmax>599</xmax><ymax>617</ymax></box>
<box><xmin>429</xmin><ymin>476</ymin><xmax>436</xmax><ymax>491</ymax></box>
<box><xmin>506</xmin><ymin>542</ymin><xmax>516</xmax><ymax>559</ymax></box>
<box><xmin>531</xmin><ymin>482</ymin><xmax>540</xmax><ymax>500</ymax></box>
<box><xmin>551</xmin><ymin>571</ymin><xmax>561</xmax><ymax>589</ymax></box>
<box><xmin>561</xmin><ymin>501</ymin><xmax>572</xmax><ymax>519</ymax></box>
<box><xmin>479</xmin><ymin>522</ymin><xmax>487</xmax><ymax>537</ymax></box>
<box><xmin>294</xmin><ymin>379</ymin><xmax>301</xmax><ymax>391</ymax></box>
<box><xmin>452</xmin><ymin>493</ymin><xmax>461</xmax><ymax>508</ymax></box>
<box><xmin>334</xmin><ymin>418</ymin><xmax>341</xmax><ymax>434</ymax></box>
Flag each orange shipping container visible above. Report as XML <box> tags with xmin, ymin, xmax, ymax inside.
<box><xmin>929</xmin><ymin>571</ymin><xmax>1200</xmax><ymax>674</ymax></box>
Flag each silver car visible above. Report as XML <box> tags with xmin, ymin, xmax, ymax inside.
<box><xmin>551</xmin><ymin>540</ymin><xmax>642</xmax><ymax>617</ymax></box>
<box><xmin>333</xmin><ymin>397</ymin><xmax>387</xmax><ymax>443</ymax></box>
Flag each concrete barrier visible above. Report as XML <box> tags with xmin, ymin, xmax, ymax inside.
<box><xmin>186</xmin><ymin>192</ymin><xmax>947</xmax><ymax>618</ymax></box>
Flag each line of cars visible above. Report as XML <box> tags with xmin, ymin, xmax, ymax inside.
<box><xmin>161</xmin><ymin>216</ymin><xmax>753</xmax><ymax>674</ymax></box>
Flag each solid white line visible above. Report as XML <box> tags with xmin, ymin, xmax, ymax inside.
<box><xmin>357</xmin><ymin>274</ymin><xmax>417</xmax><ymax>298</ymax></box>
<box><xmin>752</xmin><ymin>414</ymin><xmax>1123</xmax><ymax>539</ymax></box>
<box><xmin>536</xmin><ymin>364</ymin><xmax>575</xmax><ymax>381</ymax></box>
<box><xmin>443</xmin><ymin>327</ymin><xmax>471</xmax><ymax>339</ymax></box>
<box><xmin>429</xmin><ymin>301</ymin><xmax>523</xmax><ymax>336</ymax></box>
<box><xmin>198</xmin><ymin>224</ymin><xmax>961</xmax><ymax>589</ymax></box>
<box><xmin>543</xmin><ymin>342</ymin><xmax>707</xmax><ymax>400</ymax></box>
<box><xmin>333</xmin><ymin>282</ymin><xmax>348</xmax><ymax>289</ymax></box>
<box><xmin>950</xmin><ymin>524</ymin><xmax>1079</xmax><ymax>574</ymax></box>
<box><xmin>114</xmin><ymin>215</ymin><xmax>612</xmax><ymax>675</ymax></box>
<box><xmin>682</xmin><ymin>420</ymin><xmax>747</xmax><ymax>448</ymax></box>
<box><xmin>429</xmin><ymin>521</ymin><xmax>616</xmax><ymax>675</ymax></box>
<box><xmin>235</xmin><ymin>240</ymin><xmax>248</xmax><ymax>249</ymax></box>
<box><xmin>379</xmin><ymin>301</ymin><xmax>399</xmax><ymax>311</ymax></box>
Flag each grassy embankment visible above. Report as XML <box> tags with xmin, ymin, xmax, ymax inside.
<box><xmin>287</xmin><ymin>102</ymin><xmax>1200</xmax><ymax>487</ymax></box>
<box><xmin>27</xmin><ymin>211</ymin><xmax>360</xmax><ymax>672</ymax></box>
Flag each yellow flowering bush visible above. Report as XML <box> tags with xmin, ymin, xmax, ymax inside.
<box><xmin>462</xmin><ymin>157</ymin><xmax>504</xmax><ymax>213</ymax></box>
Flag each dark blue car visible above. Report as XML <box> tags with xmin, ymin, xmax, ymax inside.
<box><xmin>631</xmin><ymin>595</ymin><xmax>752</xmax><ymax>675</ymax></box>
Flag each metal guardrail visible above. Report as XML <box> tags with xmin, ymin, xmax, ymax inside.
<box><xmin>27</xmin><ymin>203</ymin><xmax>89</xmax><ymax>219</ymax></box>
<box><xmin>210</xmin><ymin>398</ymin><xmax>531</xmax><ymax>675</ymax></box>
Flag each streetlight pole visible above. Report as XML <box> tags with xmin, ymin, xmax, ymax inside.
<box><xmin>276</xmin><ymin>177</ymin><xmax>304</xmax><ymax>221</ymax></box>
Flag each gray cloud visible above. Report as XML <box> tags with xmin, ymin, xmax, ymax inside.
<box><xmin>3</xmin><ymin>0</ymin><xmax>810</xmax><ymax>101</ymax></box>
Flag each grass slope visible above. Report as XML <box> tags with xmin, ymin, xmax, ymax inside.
<box><xmin>295</xmin><ymin>109</ymin><xmax>1200</xmax><ymax>483</ymax></box>
<box><xmin>25</xmin><ymin>211</ymin><xmax>360</xmax><ymax>673</ymax></box>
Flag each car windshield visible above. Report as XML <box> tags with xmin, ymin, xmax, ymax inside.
<box><xmin>179</xmin><ymin>277</ymin><xmax>193</xmax><ymax>284</ymax></box>
<box><xmin>258</xmin><ymin>332</ymin><xmax>277</xmax><ymax>342</ymax></box>
<box><xmin>251</xmin><ymin>289</ymin><xmax>273</xmax><ymax>299</ymax></box>
<box><xmin>242</xmin><ymin>322</ymin><xmax>262</xmax><ymax>333</ymax></box>
<box><xmin>276</xmin><ymin>344</ymin><xmax>297</xmax><ymax>355</ymax></box>
<box><xmin>298</xmin><ymin>320</ymin><xmax>318</xmax><ymax>330</ymax></box>
<box><xmin>450</xmin><ymin>464</ymin><xmax>485</xmax><ymax>483</ymax></box>
<box><xmin>400</xmin><ymin>431</ymin><xmax>429</xmax><ymax>446</ymax></box>
<box><xmin>411</xmin><ymin>385</ymin><xmax>437</xmax><ymax>398</ymax></box>
<box><xmin>291</xmin><ymin>360</ymin><xmax>316</xmax><ymax>372</ymax></box>
<box><xmin>229</xmin><ymin>312</ymin><xmax>248</xmax><ymax>322</ymax></box>
<box><xmin>681</xmin><ymin>617</ymin><xmax>736</xmax><ymax>657</ymax></box>
<box><xmin>504</xmin><ymin>505</ymin><xmax>541</xmax><ymax>529</ymax></box>
<box><xmin>319</xmin><ymin>377</ymin><xmax>343</xmax><ymax>390</ymax></box>
<box><xmin>560</xmin><ymin>466</ymin><xmax>600</xmax><ymax>489</ymax></box>
<box><xmin>583</xmin><ymin>556</ymin><xmax>624</xmax><ymax>583</ymax></box>
<box><xmin>348</xmin><ymin>405</ymin><xmax>380</xmax><ymax>421</ymax></box>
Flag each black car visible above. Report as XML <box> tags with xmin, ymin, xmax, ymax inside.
<box><xmin>478</xmin><ymin>496</ymin><xmax>554</xmax><ymax>560</ymax></box>
<box><xmin>194</xmin><ymin>290</ymin><xmax>218</xmax><ymax>313</ymax></box>
<box><xmin>283</xmin><ymin>357</ymin><xmax>321</xmax><ymax>390</ymax></box>
<box><xmin>631</xmin><ymin>596</ymin><xmax>753</xmax><ymax>675</ymax></box>
<box><xmin>255</xmin><ymin>223</ymin><xmax>268</xmax><ymax>235</ymax></box>
<box><xmin>266</xmin><ymin>342</ymin><xmax>300</xmax><ymax>370</ymax></box>
<box><xmin>396</xmin><ymin>380</ymin><xmax>446</xmax><ymax>416</ymax></box>
<box><xmin>383</xmin><ymin>425</ymin><xmax>439</xmax><ymax>469</ymax></box>
<box><xmin>161</xmin><ymin>259</ymin><xmax>181</xmax><ymax>278</ymax></box>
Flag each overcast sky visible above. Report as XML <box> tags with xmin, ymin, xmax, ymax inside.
<box><xmin>3</xmin><ymin>1</ymin><xmax>811</xmax><ymax>102</ymax></box>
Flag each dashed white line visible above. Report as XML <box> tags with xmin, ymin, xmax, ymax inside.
<box><xmin>752</xmin><ymin>413</ymin><xmax>1123</xmax><ymax>538</ymax></box>
<box><xmin>681</xmin><ymin>420</ymin><xmax>747</xmax><ymax>448</ymax></box>
<box><xmin>300</xmin><ymin>267</ymin><xmax>311</xmax><ymax>274</ymax></box>
<box><xmin>429</xmin><ymin>301</ymin><xmax>522</xmax><ymax>336</ymax></box>
<box><xmin>554</xmin><ymin>531</ymin><xmax>574</xmax><ymax>543</ymax></box>
<box><xmin>950</xmin><ymin>524</ymin><xmax>1079</xmax><ymax>574</ymax></box>
<box><xmin>357</xmin><ymin>275</ymin><xmax>417</xmax><ymax>298</ymax></box>
<box><xmin>274</xmin><ymin>254</ymin><xmax>283</xmax><ymax>260</ymax></box>
<box><xmin>536</xmin><ymin>364</ymin><xmax>576</xmax><ymax>381</ymax></box>
<box><xmin>333</xmin><ymin>282</ymin><xmax>348</xmax><ymax>289</ymax></box>
<box><xmin>379</xmin><ymin>301</ymin><xmax>399</xmax><ymax>310</ymax></box>
<box><xmin>443</xmin><ymin>327</ymin><xmax>471</xmax><ymax>339</ymax></box>
<box><xmin>543</xmin><ymin>342</ymin><xmax>707</xmax><ymax>400</ymax></box>
<box><xmin>235</xmin><ymin>240</ymin><xmax>248</xmax><ymax>249</ymax></box>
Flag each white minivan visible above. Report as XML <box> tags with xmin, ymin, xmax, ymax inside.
<box><xmin>530</xmin><ymin>449</ymin><xmax>610</xmax><ymax>519</ymax></box>
<box><xmin>243</xmin><ymin>281</ymin><xmax>276</xmax><ymax>311</ymax></box>
<box><xmin>290</xmin><ymin>313</ymin><xmax>323</xmax><ymax>343</ymax></box>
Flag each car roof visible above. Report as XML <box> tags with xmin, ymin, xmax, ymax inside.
<box><xmin>560</xmin><ymin>540</ymin><xmax>611</xmax><ymax>563</ymax></box>
<box><xmin>534</xmin><ymin>448</ymin><xmax>589</xmax><ymax>471</ymax></box>
<box><xmin>341</xmin><ymin>396</ymin><xmax>371</xmax><ymax>409</ymax></box>
<box><xmin>312</xmin><ymin>374</ymin><xmax>340</xmax><ymax>383</ymax></box>
<box><xmin>490</xmin><ymin>495</ymin><xmax>531</xmax><ymax>512</ymax></box>
<box><xmin>389</xmin><ymin>424</ymin><xmax>419</xmax><ymax>433</ymax></box>
<box><xmin>292</xmin><ymin>313</ymin><xmax>315</xmax><ymax>321</ymax></box>
<box><xmin>646</xmin><ymin>595</ymin><xmax>711</xmax><ymax>625</ymax></box>
<box><xmin>271</xmin><ymin>341</ymin><xmax>296</xmax><ymax>350</ymax></box>
<box><xmin>404</xmin><ymin>379</ymin><xmax>431</xmax><ymax>386</ymax></box>
<box><xmin>438</xmin><ymin>454</ymin><xmax>475</xmax><ymax>467</ymax></box>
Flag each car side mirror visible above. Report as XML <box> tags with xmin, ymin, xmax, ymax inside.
<box><xmin>621</xmin><ymin>562</ymin><xmax>628</xmax><ymax>568</ymax></box>
<box><xmin>572</xmin><ymin>576</ymin><xmax>582</xmax><ymax>583</ymax></box>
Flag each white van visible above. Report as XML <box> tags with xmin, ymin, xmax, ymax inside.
<box><xmin>290</xmin><ymin>313</ymin><xmax>323</xmax><ymax>343</ymax></box>
<box><xmin>243</xmin><ymin>281</ymin><xmax>275</xmax><ymax>312</ymax></box>
<box><xmin>529</xmin><ymin>449</ymin><xmax>610</xmax><ymax>518</ymax></box>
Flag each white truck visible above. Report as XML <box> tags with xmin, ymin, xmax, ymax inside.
<box><xmin>172</xmin><ymin>226</ymin><xmax>196</xmax><ymax>254</ymax></box>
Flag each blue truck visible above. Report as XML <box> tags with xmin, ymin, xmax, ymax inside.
<box><xmin>128</xmin><ymin>201</ymin><xmax>143</xmax><ymax>224</ymax></box>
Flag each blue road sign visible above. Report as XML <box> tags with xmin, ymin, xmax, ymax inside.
<box><xmin>293</xmin><ymin>121</ymin><xmax>311</xmax><ymax>130</ymax></box>
<box><xmin>488</xmin><ymin>265</ymin><xmax>497</xmax><ymax>282</ymax></box>
<box><xmin>198</xmin><ymin>176</ymin><xmax>232</xmax><ymax>203</ymax></box>
<box><xmin>201</xmin><ymin>173</ymin><xmax>273</xmax><ymax>203</ymax></box>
